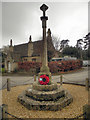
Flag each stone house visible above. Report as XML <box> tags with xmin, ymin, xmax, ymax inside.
<box><xmin>5</xmin><ymin>29</ymin><xmax>59</xmax><ymax>72</ymax></box>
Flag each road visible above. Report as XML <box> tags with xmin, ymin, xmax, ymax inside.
<box><xmin>52</xmin><ymin>67</ymin><xmax>89</xmax><ymax>85</ymax></box>
<box><xmin>0</xmin><ymin>67</ymin><xmax>89</xmax><ymax>90</ymax></box>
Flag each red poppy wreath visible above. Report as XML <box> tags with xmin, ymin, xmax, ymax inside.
<box><xmin>39</xmin><ymin>75</ymin><xmax>49</xmax><ymax>85</ymax></box>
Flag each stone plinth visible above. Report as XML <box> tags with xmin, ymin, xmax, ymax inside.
<box><xmin>32</xmin><ymin>81</ymin><xmax>57</xmax><ymax>91</ymax></box>
<box><xmin>18</xmin><ymin>82</ymin><xmax>73</xmax><ymax>111</ymax></box>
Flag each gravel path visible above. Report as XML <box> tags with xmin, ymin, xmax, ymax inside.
<box><xmin>1</xmin><ymin>84</ymin><xmax>88</xmax><ymax>119</ymax></box>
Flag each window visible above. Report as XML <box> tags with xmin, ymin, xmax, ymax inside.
<box><xmin>24</xmin><ymin>59</ymin><xmax>27</xmax><ymax>61</ymax></box>
<box><xmin>32</xmin><ymin>58</ymin><xmax>36</xmax><ymax>62</ymax></box>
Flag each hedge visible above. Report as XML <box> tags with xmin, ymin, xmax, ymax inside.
<box><xmin>18</xmin><ymin>61</ymin><xmax>42</xmax><ymax>72</ymax></box>
<box><xmin>18</xmin><ymin>60</ymin><xmax>82</xmax><ymax>73</ymax></box>
<box><xmin>48</xmin><ymin>60</ymin><xmax>82</xmax><ymax>73</ymax></box>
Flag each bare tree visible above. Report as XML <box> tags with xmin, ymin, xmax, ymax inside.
<box><xmin>1</xmin><ymin>45</ymin><xmax>9</xmax><ymax>55</ymax></box>
<box><xmin>52</xmin><ymin>35</ymin><xmax>61</xmax><ymax>51</ymax></box>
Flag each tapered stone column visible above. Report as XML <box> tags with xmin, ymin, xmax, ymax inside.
<box><xmin>38</xmin><ymin>4</ymin><xmax>51</xmax><ymax>83</ymax></box>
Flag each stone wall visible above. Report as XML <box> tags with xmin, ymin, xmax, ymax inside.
<box><xmin>12</xmin><ymin>62</ymin><xmax>18</xmax><ymax>71</ymax></box>
<box><xmin>22</xmin><ymin>56</ymin><xmax>42</xmax><ymax>62</ymax></box>
<box><xmin>28</xmin><ymin>42</ymin><xmax>33</xmax><ymax>57</ymax></box>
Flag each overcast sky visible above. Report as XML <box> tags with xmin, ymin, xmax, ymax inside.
<box><xmin>1</xmin><ymin>1</ymin><xmax>89</xmax><ymax>48</ymax></box>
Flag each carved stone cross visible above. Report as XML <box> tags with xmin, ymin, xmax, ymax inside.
<box><xmin>40</xmin><ymin>4</ymin><xmax>48</xmax><ymax>16</ymax></box>
<box><xmin>39</xmin><ymin>4</ymin><xmax>51</xmax><ymax>84</ymax></box>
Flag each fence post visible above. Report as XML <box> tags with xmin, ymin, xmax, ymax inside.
<box><xmin>7</xmin><ymin>78</ymin><xmax>11</xmax><ymax>91</ymax></box>
<box><xmin>85</xmin><ymin>78</ymin><xmax>89</xmax><ymax>91</ymax></box>
<box><xmin>0</xmin><ymin>105</ymin><xmax>2</xmax><ymax>120</ymax></box>
<box><xmin>34</xmin><ymin>75</ymin><xmax>36</xmax><ymax>81</ymax></box>
<box><xmin>2</xmin><ymin>104</ymin><xmax>8</xmax><ymax>120</ymax></box>
<box><xmin>83</xmin><ymin>104</ymin><xmax>90</xmax><ymax>120</ymax></box>
<box><xmin>60</xmin><ymin>75</ymin><xmax>63</xmax><ymax>85</ymax></box>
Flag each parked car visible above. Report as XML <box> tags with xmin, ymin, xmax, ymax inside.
<box><xmin>83</xmin><ymin>60</ymin><xmax>89</xmax><ymax>67</ymax></box>
<box><xmin>51</xmin><ymin>57</ymin><xmax>63</xmax><ymax>62</ymax></box>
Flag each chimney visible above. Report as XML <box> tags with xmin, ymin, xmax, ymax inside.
<box><xmin>29</xmin><ymin>35</ymin><xmax>32</xmax><ymax>42</ymax></box>
<box><xmin>10</xmin><ymin>39</ymin><xmax>12</xmax><ymax>46</ymax></box>
<box><xmin>9</xmin><ymin>39</ymin><xmax>13</xmax><ymax>52</ymax></box>
<box><xmin>28</xmin><ymin>35</ymin><xmax>33</xmax><ymax>56</ymax></box>
<box><xmin>47</xmin><ymin>28</ymin><xmax>51</xmax><ymax>37</ymax></box>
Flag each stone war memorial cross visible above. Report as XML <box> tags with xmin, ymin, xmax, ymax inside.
<box><xmin>18</xmin><ymin>4</ymin><xmax>73</xmax><ymax>111</ymax></box>
<box><xmin>38</xmin><ymin>4</ymin><xmax>51</xmax><ymax>85</ymax></box>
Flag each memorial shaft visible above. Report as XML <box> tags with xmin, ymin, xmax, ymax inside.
<box><xmin>42</xmin><ymin>18</ymin><xmax>48</xmax><ymax>66</ymax></box>
<box><xmin>38</xmin><ymin>4</ymin><xmax>51</xmax><ymax>83</ymax></box>
<box><xmin>40</xmin><ymin>5</ymin><xmax>48</xmax><ymax>67</ymax></box>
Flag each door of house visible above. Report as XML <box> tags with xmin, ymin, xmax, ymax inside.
<box><xmin>8</xmin><ymin>62</ymin><xmax>11</xmax><ymax>72</ymax></box>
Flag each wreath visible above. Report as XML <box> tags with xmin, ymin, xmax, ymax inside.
<box><xmin>39</xmin><ymin>75</ymin><xmax>49</xmax><ymax>85</ymax></box>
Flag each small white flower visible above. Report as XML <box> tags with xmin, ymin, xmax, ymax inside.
<box><xmin>40</xmin><ymin>78</ymin><xmax>42</xmax><ymax>81</ymax></box>
<box><xmin>28</xmin><ymin>89</ymin><xmax>32</xmax><ymax>92</ymax></box>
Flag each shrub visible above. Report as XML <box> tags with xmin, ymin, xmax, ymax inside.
<box><xmin>18</xmin><ymin>60</ymin><xmax>82</xmax><ymax>74</ymax></box>
<box><xmin>18</xmin><ymin>62</ymin><xmax>41</xmax><ymax>72</ymax></box>
<box><xmin>48</xmin><ymin>60</ymin><xmax>82</xmax><ymax>73</ymax></box>
<box><xmin>13</xmin><ymin>68</ymin><xmax>19</xmax><ymax>73</ymax></box>
<box><xmin>1</xmin><ymin>68</ymin><xmax>5</xmax><ymax>73</ymax></box>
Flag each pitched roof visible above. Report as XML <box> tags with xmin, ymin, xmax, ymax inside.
<box><xmin>9</xmin><ymin>34</ymin><xmax>57</xmax><ymax>60</ymax></box>
<box><xmin>32</xmin><ymin>40</ymin><xmax>43</xmax><ymax>56</ymax></box>
<box><xmin>13</xmin><ymin>43</ymin><xmax>28</xmax><ymax>57</ymax></box>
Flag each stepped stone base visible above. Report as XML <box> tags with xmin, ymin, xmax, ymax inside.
<box><xmin>33</xmin><ymin>81</ymin><xmax>57</xmax><ymax>91</ymax></box>
<box><xmin>25</xmin><ymin>86</ymin><xmax>65</xmax><ymax>101</ymax></box>
<box><xmin>18</xmin><ymin>82</ymin><xmax>73</xmax><ymax>111</ymax></box>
